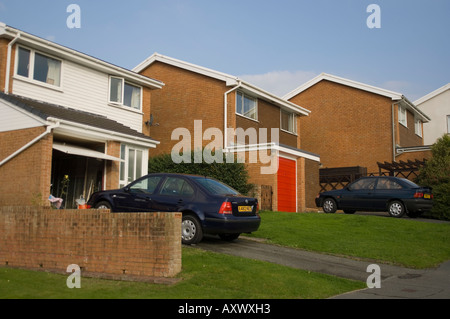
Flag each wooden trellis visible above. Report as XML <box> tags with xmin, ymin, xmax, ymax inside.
<box><xmin>376</xmin><ymin>159</ymin><xmax>427</xmax><ymax>180</ymax></box>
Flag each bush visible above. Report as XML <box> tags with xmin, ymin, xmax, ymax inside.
<box><xmin>417</xmin><ymin>134</ymin><xmax>450</xmax><ymax>220</ymax></box>
<box><xmin>148</xmin><ymin>151</ymin><xmax>255</xmax><ymax>195</ymax></box>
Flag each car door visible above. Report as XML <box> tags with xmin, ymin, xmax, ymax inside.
<box><xmin>151</xmin><ymin>176</ymin><xmax>195</xmax><ymax>212</ymax></box>
<box><xmin>340</xmin><ymin>178</ymin><xmax>377</xmax><ymax>210</ymax></box>
<box><xmin>113</xmin><ymin>175</ymin><xmax>163</xmax><ymax>212</ymax></box>
<box><xmin>372</xmin><ymin>177</ymin><xmax>404</xmax><ymax>210</ymax></box>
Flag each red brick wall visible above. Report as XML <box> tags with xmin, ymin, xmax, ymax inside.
<box><xmin>288</xmin><ymin>80</ymin><xmax>394</xmax><ymax>173</ymax></box>
<box><xmin>0</xmin><ymin>207</ymin><xmax>182</xmax><ymax>280</ymax></box>
<box><xmin>0</xmin><ymin>127</ymin><xmax>53</xmax><ymax>206</ymax></box>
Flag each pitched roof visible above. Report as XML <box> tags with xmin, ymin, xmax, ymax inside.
<box><xmin>414</xmin><ymin>83</ymin><xmax>450</xmax><ymax>105</ymax></box>
<box><xmin>283</xmin><ymin>73</ymin><xmax>404</xmax><ymax>100</ymax></box>
<box><xmin>133</xmin><ymin>53</ymin><xmax>311</xmax><ymax>116</ymax></box>
<box><xmin>0</xmin><ymin>22</ymin><xmax>164</xmax><ymax>90</ymax></box>
<box><xmin>0</xmin><ymin>92</ymin><xmax>158</xmax><ymax>143</ymax></box>
<box><xmin>283</xmin><ymin>72</ymin><xmax>430</xmax><ymax>122</ymax></box>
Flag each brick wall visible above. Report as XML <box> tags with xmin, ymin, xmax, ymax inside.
<box><xmin>0</xmin><ymin>207</ymin><xmax>182</xmax><ymax>281</ymax></box>
<box><xmin>288</xmin><ymin>80</ymin><xmax>394</xmax><ymax>173</ymax></box>
<box><xmin>0</xmin><ymin>127</ymin><xmax>53</xmax><ymax>207</ymax></box>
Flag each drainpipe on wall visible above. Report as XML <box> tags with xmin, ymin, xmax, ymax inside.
<box><xmin>223</xmin><ymin>80</ymin><xmax>242</xmax><ymax>149</ymax></box>
<box><xmin>0</xmin><ymin>120</ymin><xmax>60</xmax><ymax>167</ymax></box>
<box><xmin>391</xmin><ymin>101</ymin><xmax>398</xmax><ymax>162</ymax></box>
<box><xmin>4</xmin><ymin>32</ymin><xmax>21</xmax><ymax>94</ymax></box>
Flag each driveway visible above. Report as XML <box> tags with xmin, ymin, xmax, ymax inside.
<box><xmin>195</xmin><ymin>235</ymin><xmax>450</xmax><ymax>299</ymax></box>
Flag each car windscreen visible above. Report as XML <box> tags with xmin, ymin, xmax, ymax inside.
<box><xmin>193</xmin><ymin>177</ymin><xmax>240</xmax><ymax>196</ymax></box>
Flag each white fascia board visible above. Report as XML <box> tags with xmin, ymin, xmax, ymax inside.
<box><xmin>135</xmin><ymin>53</ymin><xmax>310</xmax><ymax>116</ymax></box>
<box><xmin>283</xmin><ymin>73</ymin><xmax>403</xmax><ymax>101</ymax></box>
<box><xmin>414</xmin><ymin>83</ymin><xmax>450</xmax><ymax>106</ymax></box>
<box><xmin>48</xmin><ymin>117</ymin><xmax>160</xmax><ymax>149</ymax></box>
<box><xmin>1</xmin><ymin>24</ymin><xmax>164</xmax><ymax>90</ymax></box>
<box><xmin>225</xmin><ymin>143</ymin><xmax>320</xmax><ymax>162</ymax></box>
<box><xmin>399</xmin><ymin>97</ymin><xmax>431</xmax><ymax>123</ymax></box>
<box><xmin>134</xmin><ymin>53</ymin><xmax>239</xmax><ymax>86</ymax></box>
<box><xmin>240</xmin><ymin>81</ymin><xmax>310</xmax><ymax>116</ymax></box>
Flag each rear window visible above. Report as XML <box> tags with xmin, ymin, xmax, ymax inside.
<box><xmin>193</xmin><ymin>177</ymin><xmax>239</xmax><ymax>196</ymax></box>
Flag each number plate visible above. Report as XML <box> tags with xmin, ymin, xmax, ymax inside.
<box><xmin>424</xmin><ymin>194</ymin><xmax>431</xmax><ymax>199</ymax></box>
<box><xmin>238</xmin><ymin>206</ymin><xmax>253</xmax><ymax>212</ymax></box>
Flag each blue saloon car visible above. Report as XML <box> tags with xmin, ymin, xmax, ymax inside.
<box><xmin>87</xmin><ymin>173</ymin><xmax>260</xmax><ymax>244</ymax></box>
<box><xmin>315</xmin><ymin>176</ymin><xmax>433</xmax><ymax>218</ymax></box>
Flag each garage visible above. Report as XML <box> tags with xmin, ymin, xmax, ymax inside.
<box><xmin>277</xmin><ymin>157</ymin><xmax>297</xmax><ymax>212</ymax></box>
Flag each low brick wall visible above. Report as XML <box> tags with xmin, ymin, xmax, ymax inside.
<box><xmin>0</xmin><ymin>207</ymin><xmax>182</xmax><ymax>282</ymax></box>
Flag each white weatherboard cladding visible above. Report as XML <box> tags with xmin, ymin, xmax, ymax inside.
<box><xmin>12</xmin><ymin>59</ymin><xmax>143</xmax><ymax>132</ymax></box>
<box><xmin>0</xmin><ymin>100</ymin><xmax>43</xmax><ymax>132</ymax></box>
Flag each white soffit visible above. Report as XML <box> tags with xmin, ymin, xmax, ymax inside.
<box><xmin>53</xmin><ymin>142</ymin><xmax>124</xmax><ymax>162</ymax></box>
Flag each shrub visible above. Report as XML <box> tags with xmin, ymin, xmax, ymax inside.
<box><xmin>417</xmin><ymin>134</ymin><xmax>450</xmax><ymax>220</ymax></box>
<box><xmin>148</xmin><ymin>150</ymin><xmax>255</xmax><ymax>195</ymax></box>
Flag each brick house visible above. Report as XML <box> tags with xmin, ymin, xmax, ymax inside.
<box><xmin>0</xmin><ymin>23</ymin><xmax>163</xmax><ymax>208</ymax></box>
<box><xmin>283</xmin><ymin>73</ymin><xmax>431</xmax><ymax>175</ymax></box>
<box><xmin>134</xmin><ymin>53</ymin><xmax>321</xmax><ymax>212</ymax></box>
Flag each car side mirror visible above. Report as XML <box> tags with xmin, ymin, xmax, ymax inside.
<box><xmin>123</xmin><ymin>186</ymin><xmax>131</xmax><ymax>193</ymax></box>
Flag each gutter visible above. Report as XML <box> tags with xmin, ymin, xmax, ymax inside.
<box><xmin>223</xmin><ymin>80</ymin><xmax>242</xmax><ymax>148</ymax></box>
<box><xmin>4</xmin><ymin>32</ymin><xmax>21</xmax><ymax>94</ymax></box>
<box><xmin>0</xmin><ymin>120</ymin><xmax>60</xmax><ymax>167</ymax></box>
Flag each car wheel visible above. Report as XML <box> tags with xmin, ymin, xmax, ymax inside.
<box><xmin>322</xmin><ymin>198</ymin><xmax>337</xmax><ymax>214</ymax></box>
<box><xmin>95</xmin><ymin>201</ymin><xmax>111</xmax><ymax>210</ymax></box>
<box><xmin>219</xmin><ymin>233</ymin><xmax>240</xmax><ymax>241</ymax></box>
<box><xmin>181</xmin><ymin>215</ymin><xmax>203</xmax><ymax>245</ymax></box>
<box><xmin>388</xmin><ymin>201</ymin><xmax>405</xmax><ymax>218</ymax></box>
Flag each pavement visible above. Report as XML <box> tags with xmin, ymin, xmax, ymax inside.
<box><xmin>195</xmin><ymin>235</ymin><xmax>450</xmax><ymax>299</ymax></box>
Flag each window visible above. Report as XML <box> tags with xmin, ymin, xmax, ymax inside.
<box><xmin>281</xmin><ymin>110</ymin><xmax>297</xmax><ymax>134</ymax></box>
<box><xmin>348</xmin><ymin>178</ymin><xmax>376</xmax><ymax>190</ymax></box>
<box><xmin>398</xmin><ymin>106</ymin><xmax>407</xmax><ymax>127</ymax></box>
<box><xmin>447</xmin><ymin>115</ymin><xmax>450</xmax><ymax>134</ymax></box>
<box><xmin>160</xmin><ymin>177</ymin><xmax>194</xmax><ymax>197</ymax></box>
<box><xmin>129</xmin><ymin>176</ymin><xmax>162</xmax><ymax>194</ymax></box>
<box><xmin>415</xmin><ymin>118</ymin><xmax>422</xmax><ymax>137</ymax></box>
<box><xmin>109</xmin><ymin>76</ymin><xmax>142</xmax><ymax>110</ymax></box>
<box><xmin>376</xmin><ymin>178</ymin><xmax>403</xmax><ymax>190</ymax></box>
<box><xmin>236</xmin><ymin>91</ymin><xmax>257</xmax><ymax>120</ymax></box>
<box><xmin>119</xmin><ymin>144</ymin><xmax>146</xmax><ymax>188</ymax></box>
<box><xmin>16</xmin><ymin>47</ymin><xmax>61</xmax><ymax>87</ymax></box>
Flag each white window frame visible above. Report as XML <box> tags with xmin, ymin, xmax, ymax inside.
<box><xmin>14</xmin><ymin>45</ymin><xmax>63</xmax><ymax>89</ymax></box>
<box><xmin>119</xmin><ymin>144</ymin><xmax>148</xmax><ymax>188</ymax></box>
<box><xmin>398</xmin><ymin>105</ymin><xmax>407</xmax><ymax>127</ymax></box>
<box><xmin>280</xmin><ymin>109</ymin><xmax>297</xmax><ymax>135</ymax></box>
<box><xmin>108</xmin><ymin>76</ymin><xmax>143</xmax><ymax>111</ymax></box>
<box><xmin>414</xmin><ymin>118</ymin><xmax>423</xmax><ymax>137</ymax></box>
<box><xmin>236</xmin><ymin>91</ymin><xmax>258</xmax><ymax>121</ymax></box>
<box><xmin>447</xmin><ymin>115</ymin><xmax>450</xmax><ymax>134</ymax></box>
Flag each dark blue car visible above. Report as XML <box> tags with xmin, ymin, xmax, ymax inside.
<box><xmin>315</xmin><ymin>176</ymin><xmax>433</xmax><ymax>218</ymax></box>
<box><xmin>87</xmin><ymin>173</ymin><xmax>260</xmax><ymax>244</ymax></box>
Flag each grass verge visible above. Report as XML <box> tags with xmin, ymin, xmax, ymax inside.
<box><xmin>0</xmin><ymin>247</ymin><xmax>364</xmax><ymax>299</ymax></box>
<box><xmin>246</xmin><ymin>211</ymin><xmax>450</xmax><ymax>268</ymax></box>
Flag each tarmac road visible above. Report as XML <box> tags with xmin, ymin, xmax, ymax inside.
<box><xmin>195</xmin><ymin>235</ymin><xmax>450</xmax><ymax>299</ymax></box>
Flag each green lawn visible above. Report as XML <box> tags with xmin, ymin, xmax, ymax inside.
<box><xmin>246</xmin><ymin>211</ymin><xmax>450</xmax><ymax>269</ymax></box>
<box><xmin>0</xmin><ymin>247</ymin><xmax>364</xmax><ymax>299</ymax></box>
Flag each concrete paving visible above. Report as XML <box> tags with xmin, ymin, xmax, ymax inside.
<box><xmin>195</xmin><ymin>236</ymin><xmax>450</xmax><ymax>299</ymax></box>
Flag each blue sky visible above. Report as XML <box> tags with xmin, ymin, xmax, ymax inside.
<box><xmin>1</xmin><ymin>0</ymin><xmax>449</xmax><ymax>101</ymax></box>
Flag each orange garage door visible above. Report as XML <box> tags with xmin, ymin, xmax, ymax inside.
<box><xmin>277</xmin><ymin>157</ymin><xmax>296</xmax><ymax>212</ymax></box>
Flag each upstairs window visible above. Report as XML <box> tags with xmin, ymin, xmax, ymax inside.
<box><xmin>281</xmin><ymin>110</ymin><xmax>297</xmax><ymax>134</ymax></box>
<box><xmin>109</xmin><ymin>76</ymin><xmax>142</xmax><ymax>110</ymax></box>
<box><xmin>415</xmin><ymin>118</ymin><xmax>423</xmax><ymax>137</ymax></box>
<box><xmin>447</xmin><ymin>115</ymin><xmax>450</xmax><ymax>134</ymax></box>
<box><xmin>236</xmin><ymin>91</ymin><xmax>257</xmax><ymax>120</ymax></box>
<box><xmin>16</xmin><ymin>47</ymin><xmax>61</xmax><ymax>87</ymax></box>
<box><xmin>398</xmin><ymin>106</ymin><xmax>407</xmax><ymax>127</ymax></box>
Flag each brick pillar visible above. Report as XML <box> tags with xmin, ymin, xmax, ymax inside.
<box><xmin>105</xmin><ymin>141</ymin><xmax>121</xmax><ymax>190</ymax></box>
